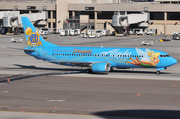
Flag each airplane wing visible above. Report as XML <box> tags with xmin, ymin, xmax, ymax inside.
<box><xmin>50</xmin><ymin>61</ymin><xmax>110</xmax><ymax>67</ymax></box>
<box><xmin>4</xmin><ymin>47</ymin><xmax>35</xmax><ymax>52</ymax></box>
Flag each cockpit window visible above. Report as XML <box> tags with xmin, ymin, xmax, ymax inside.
<box><xmin>160</xmin><ymin>55</ymin><xmax>169</xmax><ymax>57</ymax></box>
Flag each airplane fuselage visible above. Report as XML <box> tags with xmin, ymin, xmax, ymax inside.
<box><xmin>25</xmin><ymin>46</ymin><xmax>176</xmax><ymax>70</ymax></box>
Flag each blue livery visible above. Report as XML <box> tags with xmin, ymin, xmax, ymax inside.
<box><xmin>21</xmin><ymin>17</ymin><xmax>177</xmax><ymax>74</ymax></box>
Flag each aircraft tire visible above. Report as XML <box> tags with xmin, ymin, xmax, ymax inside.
<box><xmin>85</xmin><ymin>69</ymin><xmax>91</xmax><ymax>73</ymax></box>
<box><xmin>110</xmin><ymin>67</ymin><xmax>114</xmax><ymax>72</ymax></box>
<box><xmin>156</xmin><ymin>71</ymin><xmax>160</xmax><ymax>75</ymax></box>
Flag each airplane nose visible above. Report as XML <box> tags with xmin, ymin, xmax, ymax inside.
<box><xmin>170</xmin><ymin>57</ymin><xmax>177</xmax><ymax>66</ymax></box>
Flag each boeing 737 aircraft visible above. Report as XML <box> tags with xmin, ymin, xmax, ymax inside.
<box><xmin>12</xmin><ymin>17</ymin><xmax>177</xmax><ymax>74</ymax></box>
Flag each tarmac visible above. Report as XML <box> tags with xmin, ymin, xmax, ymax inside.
<box><xmin>0</xmin><ymin>34</ymin><xmax>180</xmax><ymax>119</ymax></box>
<box><xmin>0</xmin><ymin>111</ymin><xmax>150</xmax><ymax>119</ymax></box>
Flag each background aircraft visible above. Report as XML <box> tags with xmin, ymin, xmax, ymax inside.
<box><xmin>19</xmin><ymin>17</ymin><xmax>177</xmax><ymax>74</ymax></box>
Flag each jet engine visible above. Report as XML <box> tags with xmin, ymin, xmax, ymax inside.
<box><xmin>91</xmin><ymin>62</ymin><xmax>110</xmax><ymax>72</ymax></box>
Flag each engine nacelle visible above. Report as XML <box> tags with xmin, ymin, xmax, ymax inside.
<box><xmin>91</xmin><ymin>62</ymin><xmax>110</xmax><ymax>72</ymax></box>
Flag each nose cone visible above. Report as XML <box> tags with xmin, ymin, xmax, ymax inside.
<box><xmin>169</xmin><ymin>57</ymin><xmax>177</xmax><ymax>66</ymax></box>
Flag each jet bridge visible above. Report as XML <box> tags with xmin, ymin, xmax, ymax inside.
<box><xmin>0</xmin><ymin>11</ymin><xmax>47</xmax><ymax>27</ymax></box>
<box><xmin>112</xmin><ymin>12</ymin><xmax>149</xmax><ymax>36</ymax></box>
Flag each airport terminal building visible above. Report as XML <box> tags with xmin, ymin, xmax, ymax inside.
<box><xmin>1</xmin><ymin>0</ymin><xmax>180</xmax><ymax>34</ymax></box>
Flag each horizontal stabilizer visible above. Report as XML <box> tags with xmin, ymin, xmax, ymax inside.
<box><xmin>4</xmin><ymin>47</ymin><xmax>35</xmax><ymax>52</ymax></box>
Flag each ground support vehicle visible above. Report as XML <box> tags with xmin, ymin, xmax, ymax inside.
<box><xmin>173</xmin><ymin>32</ymin><xmax>180</xmax><ymax>40</ymax></box>
<box><xmin>83</xmin><ymin>34</ymin><xmax>101</xmax><ymax>38</ymax></box>
<box><xmin>161</xmin><ymin>36</ymin><xmax>171</xmax><ymax>42</ymax></box>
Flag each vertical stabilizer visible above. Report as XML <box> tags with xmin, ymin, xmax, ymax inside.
<box><xmin>21</xmin><ymin>17</ymin><xmax>57</xmax><ymax>47</ymax></box>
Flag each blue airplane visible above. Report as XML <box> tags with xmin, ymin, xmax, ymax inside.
<box><xmin>15</xmin><ymin>17</ymin><xmax>177</xmax><ymax>74</ymax></box>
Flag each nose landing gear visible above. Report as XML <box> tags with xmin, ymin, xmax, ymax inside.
<box><xmin>156</xmin><ymin>67</ymin><xmax>165</xmax><ymax>75</ymax></box>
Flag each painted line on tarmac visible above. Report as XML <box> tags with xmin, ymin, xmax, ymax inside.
<box><xmin>0</xmin><ymin>111</ymin><xmax>153</xmax><ymax>119</ymax></box>
<box><xmin>0</xmin><ymin>110</ymin><xmax>108</xmax><ymax>117</ymax></box>
<box><xmin>51</xmin><ymin>74</ymin><xmax>180</xmax><ymax>81</ymax></box>
<box><xmin>0</xmin><ymin>111</ymin><xmax>145</xmax><ymax>119</ymax></box>
<box><xmin>46</xmin><ymin>99</ymin><xmax>67</xmax><ymax>102</ymax></box>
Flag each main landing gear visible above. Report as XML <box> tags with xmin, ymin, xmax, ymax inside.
<box><xmin>156</xmin><ymin>71</ymin><xmax>160</xmax><ymax>75</ymax></box>
<box><xmin>85</xmin><ymin>69</ymin><xmax>92</xmax><ymax>73</ymax></box>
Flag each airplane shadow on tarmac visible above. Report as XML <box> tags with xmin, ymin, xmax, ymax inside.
<box><xmin>11</xmin><ymin>64</ymin><xmax>172</xmax><ymax>75</ymax></box>
<box><xmin>0</xmin><ymin>64</ymin><xmax>83</xmax><ymax>83</ymax></box>
<box><xmin>110</xmin><ymin>69</ymin><xmax>171</xmax><ymax>75</ymax></box>
<box><xmin>13</xmin><ymin>64</ymin><xmax>84</xmax><ymax>72</ymax></box>
<box><xmin>92</xmin><ymin>110</ymin><xmax>180</xmax><ymax>119</ymax></box>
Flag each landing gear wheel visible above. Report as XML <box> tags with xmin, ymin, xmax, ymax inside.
<box><xmin>156</xmin><ymin>71</ymin><xmax>160</xmax><ymax>75</ymax></box>
<box><xmin>110</xmin><ymin>67</ymin><xmax>114</xmax><ymax>72</ymax></box>
<box><xmin>85</xmin><ymin>69</ymin><xmax>91</xmax><ymax>73</ymax></box>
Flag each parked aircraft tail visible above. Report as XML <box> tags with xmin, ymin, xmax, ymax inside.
<box><xmin>21</xmin><ymin>17</ymin><xmax>57</xmax><ymax>48</ymax></box>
